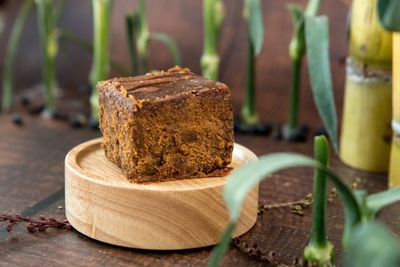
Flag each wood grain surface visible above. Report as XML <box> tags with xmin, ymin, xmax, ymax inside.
<box><xmin>0</xmin><ymin>0</ymin><xmax>398</xmax><ymax>267</ymax></box>
<box><xmin>65</xmin><ymin>138</ymin><xmax>258</xmax><ymax>250</ymax></box>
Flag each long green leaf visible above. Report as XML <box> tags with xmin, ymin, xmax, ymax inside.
<box><xmin>366</xmin><ymin>187</ymin><xmax>400</xmax><ymax>215</ymax></box>
<box><xmin>305</xmin><ymin>16</ymin><xmax>338</xmax><ymax>152</ymax></box>
<box><xmin>208</xmin><ymin>222</ymin><xmax>236</xmax><ymax>267</ymax></box>
<box><xmin>224</xmin><ymin>153</ymin><xmax>360</xmax><ymax>237</ymax></box>
<box><xmin>345</xmin><ymin>222</ymin><xmax>400</xmax><ymax>267</ymax></box>
<box><xmin>1</xmin><ymin>0</ymin><xmax>34</xmax><ymax>112</ymax></box>
<box><xmin>150</xmin><ymin>32</ymin><xmax>182</xmax><ymax>66</ymax></box>
<box><xmin>377</xmin><ymin>0</ymin><xmax>400</xmax><ymax>32</ymax></box>
<box><xmin>209</xmin><ymin>153</ymin><xmax>361</xmax><ymax>266</ymax></box>
<box><xmin>244</xmin><ymin>0</ymin><xmax>264</xmax><ymax>56</ymax></box>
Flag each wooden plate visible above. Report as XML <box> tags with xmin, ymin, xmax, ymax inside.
<box><xmin>65</xmin><ymin>138</ymin><xmax>258</xmax><ymax>250</ymax></box>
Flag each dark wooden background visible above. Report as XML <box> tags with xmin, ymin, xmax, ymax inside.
<box><xmin>1</xmin><ymin>1</ymin><xmax>397</xmax><ymax>267</ymax></box>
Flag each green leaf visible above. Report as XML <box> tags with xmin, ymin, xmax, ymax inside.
<box><xmin>305</xmin><ymin>16</ymin><xmax>338</xmax><ymax>152</ymax></box>
<box><xmin>345</xmin><ymin>222</ymin><xmax>400</xmax><ymax>267</ymax></box>
<box><xmin>377</xmin><ymin>0</ymin><xmax>400</xmax><ymax>32</ymax></box>
<box><xmin>210</xmin><ymin>152</ymin><xmax>361</xmax><ymax>265</ymax></box>
<box><xmin>224</xmin><ymin>153</ymin><xmax>361</xmax><ymax>241</ymax></box>
<box><xmin>207</xmin><ymin>222</ymin><xmax>235</xmax><ymax>267</ymax></box>
<box><xmin>150</xmin><ymin>32</ymin><xmax>182</xmax><ymax>66</ymax></box>
<box><xmin>367</xmin><ymin>187</ymin><xmax>400</xmax><ymax>215</ymax></box>
<box><xmin>244</xmin><ymin>0</ymin><xmax>264</xmax><ymax>56</ymax></box>
<box><xmin>1</xmin><ymin>0</ymin><xmax>34</xmax><ymax>112</ymax></box>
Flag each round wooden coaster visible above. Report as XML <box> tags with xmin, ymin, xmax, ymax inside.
<box><xmin>65</xmin><ymin>138</ymin><xmax>258</xmax><ymax>250</ymax></box>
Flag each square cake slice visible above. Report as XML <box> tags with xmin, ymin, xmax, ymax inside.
<box><xmin>98</xmin><ymin>66</ymin><xmax>234</xmax><ymax>183</ymax></box>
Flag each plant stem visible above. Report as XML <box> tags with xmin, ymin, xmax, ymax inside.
<box><xmin>287</xmin><ymin>57</ymin><xmax>302</xmax><ymax>130</ymax></box>
<box><xmin>137</xmin><ymin>0</ymin><xmax>149</xmax><ymax>74</ymax></box>
<box><xmin>310</xmin><ymin>135</ymin><xmax>329</xmax><ymax>246</ymax></box>
<box><xmin>1</xmin><ymin>0</ymin><xmax>33</xmax><ymax>112</ymax></box>
<box><xmin>37</xmin><ymin>0</ymin><xmax>58</xmax><ymax>115</ymax></box>
<box><xmin>305</xmin><ymin>0</ymin><xmax>324</xmax><ymax>17</ymax></box>
<box><xmin>89</xmin><ymin>0</ymin><xmax>112</xmax><ymax>120</ymax></box>
<box><xmin>201</xmin><ymin>0</ymin><xmax>222</xmax><ymax>80</ymax></box>
<box><xmin>240</xmin><ymin>37</ymin><xmax>259</xmax><ymax>125</ymax></box>
<box><xmin>304</xmin><ymin>135</ymin><xmax>334</xmax><ymax>265</ymax></box>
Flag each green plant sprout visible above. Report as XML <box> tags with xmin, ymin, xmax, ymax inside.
<box><xmin>1</xmin><ymin>0</ymin><xmax>33</xmax><ymax>112</ymax></box>
<box><xmin>303</xmin><ymin>136</ymin><xmax>334</xmax><ymax>266</ymax></box>
<box><xmin>208</xmin><ymin>135</ymin><xmax>400</xmax><ymax>267</ymax></box>
<box><xmin>36</xmin><ymin>0</ymin><xmax>63</xmax><ymax>115</ymax></box>
<box><xmin>235</xmin><ymin>0</ymin><xmax>271</xmax><ymax>135</ymax></box>
<box><xmin>201</xmin><ymin>0</ymin><xmax>224</xmax><ymax>81</ymax></box>
<box><xmin>125</xmin><ymin>0</ymin><xmax>181</xmax><ymax>75</ymax></box>
<box><xmin>284</xmin><ymin>0</ymin><xmax>324</xmax><ymax>141</ymax></box>
<box><xmin>89</xmin><ymin>0</ymin><xmax>112</xmax><ymax>122</ymax></box>
<box><xmin>305</xmin><ymin>16</ymin><xmax>338</xmax><ymax>151</ymax></box>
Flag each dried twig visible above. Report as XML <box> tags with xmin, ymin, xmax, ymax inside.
<box><xmin>0</xmin><ymin>214</ymin><xmax>72</xmax><ymax>233</ymax></box>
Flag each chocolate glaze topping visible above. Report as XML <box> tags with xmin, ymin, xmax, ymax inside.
<box><xmin>98</xmin><ymin>66</ymin><xmax>225</xmax><ymax>102</ymax></box>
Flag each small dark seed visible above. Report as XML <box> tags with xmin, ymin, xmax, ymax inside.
<box><xmin>20</xmin><ymin>96</ymin><xmax>30</xmax><ymax>106</ymax></box>
<box><xmin>10</xmin><ymin>113</ymin><xmax>23</xmax><ymax>126</ymax></box>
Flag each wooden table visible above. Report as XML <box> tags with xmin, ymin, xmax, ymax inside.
<box><xmin>0</xmin><ymin>0</ymin><xmax>398</xmax><ymax>266</ymax></box>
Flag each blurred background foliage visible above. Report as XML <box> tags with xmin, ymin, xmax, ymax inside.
<box><xmin>0</xmin><ymin>0</ymin><xmax>349</xmax><ymax>126</ymax></box>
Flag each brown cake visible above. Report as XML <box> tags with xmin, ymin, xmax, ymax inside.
<box><xmin>98</xmin><ymin>66</ymin><xmax>233</xmax><ymax>183</ymax></box>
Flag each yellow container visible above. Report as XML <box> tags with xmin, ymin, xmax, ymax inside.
<box><xmin>340</xmin><ymin>60</ymin><xmax>392</xmax><ymax>172</ymax></box>
<box><xmin>350</xmin><ymin>0</ymin><xmax>392</xmax><ymax>69</ymax></box>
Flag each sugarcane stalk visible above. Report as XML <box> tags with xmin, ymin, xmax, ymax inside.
<box><xmin>201</xmin><ymin>0</ymin><xmax>224</xmax><ymax>81</ymax></box>
<box><xmin>89</xmin><ymin>0</ymin><xmax>112</xmax><ymax>120</ymax></box>
<box><xmin>36</xmin><ymin>0</ymin><xmax>59</xmax><ymax>115</ymax></box>
<box><xmin>350</xmin><ymin>0</ymin><xmax>392</xmax><ymax>69</ymax></box>
<box><xmin>389</xmin><ymin>33</ymin><xmax>400</xmax><ymax>187</ymax></box>
<box><xmin>304</xmin><ymin>135</ymin><xmax>334</xmax><ymax>266</ymax></box>
<box><xmin>1</xmin><ymin>0</ymin><xmax>33</xmax><ymax>112</ymax></box>
<box><xmin>340</xmin><ymin>0</ymin><xmax>393</xmax><ymax>172</ymax></box>
<box><xmin>340</xmin><ymin>60</ymin><xmax>392</xmax><ymax>172</ymax></box>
